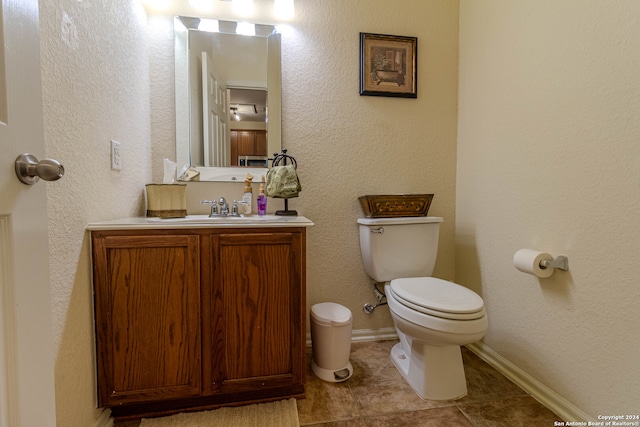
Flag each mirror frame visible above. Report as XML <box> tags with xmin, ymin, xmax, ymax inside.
<box><xmin>174</xmin><ymin>16</ymin><xmax>281</xmax><ymax>182</ymax></box>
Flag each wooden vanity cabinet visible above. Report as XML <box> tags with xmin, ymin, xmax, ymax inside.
<box><xmin>91</xmin><ymin>227</ymin><xmax>306</xmax><ymax>420</ymax></box>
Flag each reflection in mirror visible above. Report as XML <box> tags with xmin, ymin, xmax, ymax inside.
<box><xmin>175</xmin><ymin>16</ymin><xmax>281</xmax><ymax>181</ymax></box>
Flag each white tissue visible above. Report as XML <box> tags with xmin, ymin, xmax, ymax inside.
<box><xmin>513</xmin><ymin>249</ymin><xmax>554</xmax><ymax>278</ymax></box>
<box><xmin>163</xmin><ymin>158</ymin><xmax>177</xmax><ymax>184</ymax></box>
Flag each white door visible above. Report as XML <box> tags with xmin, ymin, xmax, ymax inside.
<box><xmin>0</xmin><ymin>0</ymin><xmax>57</xmax><ymax>426</ymax></box>
<box><xmin>201</xmin><ymin>51</ymin><xmax>227</xmax><ymax>167</ymax></box>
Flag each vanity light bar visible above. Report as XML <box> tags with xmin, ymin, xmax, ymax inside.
<box><xmin>226</xmin><ymin>0</ymin><xmax>294</xmax><ymax>19</ymax></box>
<box><xmin>142</xmin><ymin>0</ymin><xmax>294</xmax><ymax>20</ymax></box>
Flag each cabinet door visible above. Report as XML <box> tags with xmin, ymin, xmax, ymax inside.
<box><xmin>254</xmin><ymin>131</ymin><xmax>267</xmax><ymax>155</ymax></box>
<box><xmin>237</xmin><ymin>131</ymin><xmax>257</xmax><ymax>156</ymax></box>
<box><xmin>214</xmin><ymin>231</ymin><xmax>305</xmax><ymax>391</ymax></box>
<box><xmin>92</xmin><ymin>233</ymin><xmax>201</xmax><ymax>406</ymax></box>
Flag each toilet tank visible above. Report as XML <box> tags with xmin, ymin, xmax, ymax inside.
<box><xmin>357</xmin><ymin>216</ymin><xmax>443</xmax><ymax>282</ymax></box>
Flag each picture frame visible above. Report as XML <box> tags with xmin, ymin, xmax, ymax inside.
<box><xmin>360</xmin><ymin>32</ymin><xmax>418</xmax><ymax>98</ymax></box>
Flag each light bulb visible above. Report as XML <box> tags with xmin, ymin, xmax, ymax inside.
<box><xmin>198</xmin><ymin>19</ymin><xmax>219</xmax><ymax>32</ymax></box>
<box><xmin>274</xmin><ymin>0</ymin><xmax>294</xmax><ymax>20</ymax></box>
<box><xmin>236</xmin><ymin>22</ymin><xmax>255</xmax><ymax>36</ymax></box>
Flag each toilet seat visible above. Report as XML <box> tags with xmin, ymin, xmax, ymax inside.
<box><xmin>385</xmin><ymin>284</ymin><xmax>488</xmax><ymax>335</ymax></box>
<box><xmin>390</xmin><ymin>277</ymin><xmax>485</xmax><ymax>321</ymax></box>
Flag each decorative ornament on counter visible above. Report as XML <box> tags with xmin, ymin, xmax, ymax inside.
<box><xmin>267</xmin><ymin>149</ymin><xmax>301</xmax><ymax>216</ymax></box>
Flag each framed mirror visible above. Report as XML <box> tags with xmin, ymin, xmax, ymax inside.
<box><xmin>174</xmin><ymin>16</ymin><xmax>281</xmax><ymax>181</ymax></box>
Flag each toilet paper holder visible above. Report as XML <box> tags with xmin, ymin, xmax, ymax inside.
<box><xmin>539</xmin><ymin>256</ymin><xmax>569</xmax><ymax>271</ymax></box>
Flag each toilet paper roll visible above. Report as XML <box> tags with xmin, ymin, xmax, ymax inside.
<box><xmin>513</xmin><ymin>249</ymin><xmax>555</xmax><ymax>278</ymax></box>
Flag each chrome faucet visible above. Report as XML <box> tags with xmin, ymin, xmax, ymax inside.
<box><xmin>201</xmin><ymin>198</ymin><xmax>233</xmax><ymax>217</ymax></box>
<box><xmin>218</xmin><ymin>197</ymin><xmax>229</xmax><ymax>216</ymax></box>
<box><xmin>200</xmin><ymin>199</ymin><xmax>219</xmax><ymax>217</ymax></box>
<box><xmin>229</xmin><ymin>200</ymin><xmax>241</xmax><ymax>217</ymax></box>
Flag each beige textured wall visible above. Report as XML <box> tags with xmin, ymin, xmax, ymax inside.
<box><xmin>457</xmin><ymin>0</ymin><xmax>640</xmax><ymax>418</ymax></box>
<box><xmin>40</xmin><ymin>0</ymin><xmax>151</xmax><ymax>425</ymax></box>
<box><xmin>148</xmin><ymin>0</ymin><xmax>460</xmax><ymax>334</ymax></box>
<box><xmin>40</xmin><ymin>1</ymin><xmax>458</xmax><ymax>424</ymax></box>
<box><xmin>38</xmin><ymin>0</ymin><xmax>640</xmax><ymax>424</ymax></box>
<box><xmin>281</xmin><ymin>0</ymin><xmax>459</xmax><ymax>332</ymax></box>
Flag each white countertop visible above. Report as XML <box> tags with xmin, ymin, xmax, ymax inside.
<box><xmin>87</xmin><ymin>214</ymin><xmax>314</xmax><ymax>231</ymax></box>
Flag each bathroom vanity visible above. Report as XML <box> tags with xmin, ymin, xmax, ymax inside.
<box><xmin>88</xmin><ymin>216</ymin><xmax>313</xmax><ymax>421</ymax></box>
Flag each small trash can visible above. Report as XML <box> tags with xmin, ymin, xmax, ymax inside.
<box><xmin>310</xmin><ymin>302</ymin><xmax>353</xmax><ymax>382</ymax></box>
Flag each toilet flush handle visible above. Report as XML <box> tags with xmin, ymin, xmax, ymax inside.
<box><xmin>370</xmin><ymin>227</ymin><xmax>384</xmax><ymax>234</ymax></box>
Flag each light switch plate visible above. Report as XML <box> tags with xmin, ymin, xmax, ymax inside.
<box><xmin>111</xmin><ymin>140</ymin><xmax>122</xmax><ymax>170</ymax></box>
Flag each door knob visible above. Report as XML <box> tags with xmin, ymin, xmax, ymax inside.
<box><xmin>15</xmin><ymin>153</ymin><xmax>65</xmax><ymax>185</ymax></box>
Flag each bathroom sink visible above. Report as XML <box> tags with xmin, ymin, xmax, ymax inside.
<box><xmin>147</xmin><ymin>214</ymin><xmax>275</xmax><ymax>224</ymax></box>
<box><xmin>146</xmin><ymin>214</ymin><xmax>309</xmax><ymax>226</ymax></box>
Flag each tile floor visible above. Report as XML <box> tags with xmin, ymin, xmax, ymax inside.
<box><xmin>298</xmin><ymin>340</ymin><xmax>561</xmax><ymax>426</ymax></box>
<box><xmin>117</xmin><ymin>340</ymin><xmax>561</xmax><ymax>426</ymax></box>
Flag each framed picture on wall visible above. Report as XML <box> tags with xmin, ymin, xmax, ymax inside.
<box><xmin>359</xmin><ymin>32</ymin><xmax>418</xmax><ymax>98</ymax></box>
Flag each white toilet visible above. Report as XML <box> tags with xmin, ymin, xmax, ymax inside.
<box><xmin>357</xmin><ymin>216</ymin><xmax>488</xmax><ymax>401</ymax></box>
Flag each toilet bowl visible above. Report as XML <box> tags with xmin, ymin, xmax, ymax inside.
<box><xmin>357</xmin><ymin>216</ymin><xmax>488</xmax><ymax>401</ymax></box>
<box><xmin>385</xmin><ymin>277</ymin><xmax>487</xmax><ymax>400</ymax></box>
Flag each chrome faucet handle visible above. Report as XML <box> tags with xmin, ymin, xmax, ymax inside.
<box><xmin>200</xmin><ymin>199</ymin><xmax>219</xmax><ymax>217</ymax></box>
<box><xmin>229</xmin><ymin>200</ymin><xmax>241</xmax><ymax>217</ymax></box>
<box><xmin>218</xmin><ymin>197</ymin><xmax>229</xmax><ymax>215</ymax></box>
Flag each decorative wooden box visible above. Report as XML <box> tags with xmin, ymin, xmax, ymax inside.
<box><xmin>358</xmin><ymin>194</ymin><xmax>434</xmax><ymax>218</ymax></box>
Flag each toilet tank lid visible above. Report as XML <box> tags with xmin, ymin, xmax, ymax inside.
<box><xmin>311</xmin><ymin>302</ymin><xmax>352</xmax><ymax>326</ymax></box>
<box><xmin>357</xmin><ymin>216</ymin><xmax>443</xmax><ymax>226</ymax></box>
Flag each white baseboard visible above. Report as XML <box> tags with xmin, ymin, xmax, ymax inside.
<box><xmin>351</xmin><ymin>327</ymin><xmax>398</xmax><ymax>343</ymax></box>
<box><xmin>306</xmin><ymin>327</ymin><xmax>398</xmax><ymax>347</ymax></box>
<box><xmin>466</xmin><ymin>341</ymin><xmax>594</xmax><ymax>423</ymax></box>
<box><xmin>92</xmin><ymin>408</ymin><xmax>112</xmax><ymax>427</ymax></box>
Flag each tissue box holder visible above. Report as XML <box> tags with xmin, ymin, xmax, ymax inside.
<box><xmin>146</xmin><ymin>184</ymin><xmax>187</xmax><ymax>218</ymax></box>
